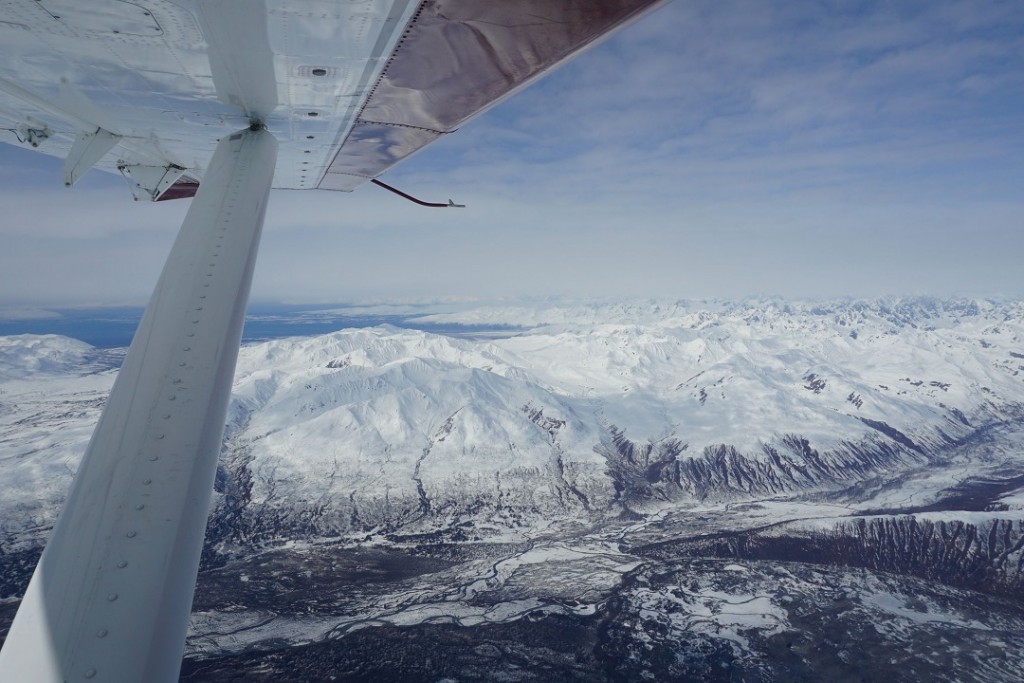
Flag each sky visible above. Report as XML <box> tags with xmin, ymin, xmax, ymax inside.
<box><xmin>1</xmin><ymin>0</ymin><xmax>1023</xmax><ymax>309</ymax></box>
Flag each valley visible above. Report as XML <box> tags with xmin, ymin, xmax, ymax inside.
<box><xmin>2</xmin><ymin>298</ymin><xmax>1023</xmax><ymax>681</ymax></box>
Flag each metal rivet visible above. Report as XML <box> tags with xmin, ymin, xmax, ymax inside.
<box><xmin>179</xmin><ymin>362</ymin><xmax>186</xmax><ymax>367</ymax></box>
<box><xmin>135</xmin><ymin>504</ymin><xmax>145</xmax><ymax>510</ymax></box>
<box><xmin>107</xmin><ymin>593</ymin><xmax>118</xmax><ymax>601</ymax></box>
<box><xmin>96</xmin><ymin>629</ymin><xmax>108</xmax><ymax>638</ymax></box>
<box><xmin>117</xmin><ymin>560</ymin><xmax>127</xmax><ymax>568</ymax></box>
<box><xmin>163</xmin><ymin>414</ymin><xmax>171</xmax><ymax>419</ymax></box>
<box><xmin>149</xmin><ymin>455</ymin><xmax>159</xmax><ymax>461</ymax></box>
<box><xmin>143</xmin><ymin>479</ymin><xmax>152</xmax><ymax>485</ymax></box>
<box><xmin>85</xmin><ymin>669</ymin><xmax>97</xmax><ymax>679</ymax></box>
<box><xmin>183</xmin><ymin>346</ymin><xmax>191</xmax><ymax>351</ymax></box>
<box><xmin>168</xmin><ymin>395</ymin><xmax>176</xmax><ymax>401</ymax></box>
<box><xmin>155</xmin><ymin>434</ymin><xmax>165</xmax><ymax>440</ymax></box>
<box><xmin>126</xmin><ymin>530</ymin><xmax>136</xmax><ymax>538</ymax></box>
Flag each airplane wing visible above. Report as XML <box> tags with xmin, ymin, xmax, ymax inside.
<box><xmin>0</xmin><ymin>0</ymin><xmax>665</xmax><ymax>198</ymax></box>
<box><xmin>0</xmin><ymin>1</ymin><xmax>668</xmax><ymax>681</ymax></box>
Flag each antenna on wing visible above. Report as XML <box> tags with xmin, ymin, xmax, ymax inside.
<box><xmin>371</xmin><ymin>178</ymin><xmax>465</xmax><ymax>208</ymax></box>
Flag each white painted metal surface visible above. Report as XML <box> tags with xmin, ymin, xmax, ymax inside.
<box><xmin>0</xmin><ymin>0</ymin><xmax>667</xmax><ymax>196</ymax></box>
<box><xmin>0</xmin><ymin>2</ymin><xmax>670</xmax><ymax>679</ymax></box>
<box><xmin>119</xmin><ymin>163</ymin><xmax>187</xmax><ymax>202</ymax></box>
<box><xmin>0</xmin><ymin>0</ymin><xmax>417</xmax><ymax>190</ymax></box>
<box><xmin>0</xmin><ymin>128</ymin><xmax>278</xmax><ymax>682</ymax></box>
<box><xmin>63</xmin><ymin>128</ymin><xmax>121</xmax><ymax>186</ymax></box>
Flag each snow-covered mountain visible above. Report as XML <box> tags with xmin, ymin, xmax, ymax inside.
<box><xmin>3</xmin><ymin>299</ymin><xmax>1024</xmax><ymax>547</ymax></box>
<box><xmin>0</xmin><ymin>334</ymin><xmax>117</xmax><ymax>380</ymax></box>
<box><xmin>0</xmin><ymin>336</ymin><xmax>120</xmax><ymax>556</ymax></box>
<box><xmin>210</xmin><ymin>298</ymin><xmax>1021</xmax><ymax>543</ymax></box>
<box><xmin>3</xmin><ymin>298</ymin><xmax>1024</xmax><ymax>681</ymax></box>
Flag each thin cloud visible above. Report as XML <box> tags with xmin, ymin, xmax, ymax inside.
<box><xmin>0</xmin><ymin>0</ymin><xmax>1022</xmax><ymax>305</ymax></box>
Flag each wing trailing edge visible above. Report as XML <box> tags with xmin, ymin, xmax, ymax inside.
<box><xmin>320</xmin><ymin>0</ymin><xmax>670</xmax><ymax>191</ymax></box>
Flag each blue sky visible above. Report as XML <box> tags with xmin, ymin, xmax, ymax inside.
<box><xmin>1</xmin><ymin>0</ymin><xmax>1023</xmax><ymax>308</ymax></box>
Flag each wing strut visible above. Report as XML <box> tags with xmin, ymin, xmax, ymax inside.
<box><xmin>0</xmin><ymin>128</ymin><xmax>277</xmax><ymax>682</ymax></box>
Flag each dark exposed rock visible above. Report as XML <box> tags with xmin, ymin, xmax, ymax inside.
<box><xmin>599</xmin><ymin>425</ymin><xmax>930</xmax><ymax>507</ymax></box>
<box><xmin>637</xmin><ymin>517</ymin><xmax>1024</xmax><ymax>599</ymax></box>
<box><xmin>803</xmin><ymin>373</ymin><xmax>826</xmax><ymax>393</ymax></box>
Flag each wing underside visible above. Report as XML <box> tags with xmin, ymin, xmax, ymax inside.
<box><xmin>0</xmin><ymin>0</ymin><xmax>665</xmax><ymax>197</ymax></box>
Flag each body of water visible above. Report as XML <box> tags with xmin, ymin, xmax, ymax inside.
<box><xmin>0</xmin><ymin>304</ymin><xmax>518</xmax><ymax>348</ymax></box>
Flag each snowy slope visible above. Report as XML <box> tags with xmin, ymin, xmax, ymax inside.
<box><xmin>0</xmin><ymin>334</ymin><xmax>98</xmax><ymax>380</ymax></box>
<box><xmin>220</xmin><ymin>327</ymin><xmax>606</xmax><ymax>538</ymax></box>
<box><xmin>2</xmin><ymin>298</ymin><xmax>1023</xmax><ymax>550</ymax></box>
<box><xmin>5</xmin><ymin>298</ymin><xmax>1024</xmax><ymax>676</ymax></box>
<box><xmin>212</xmin><ymin>298</ymin><xmax>1024</xmax><ymax>542</ymax></box>
<box><xmin>0</xmin><ymin>336</ymin><xmax>118</xmax><ymax>546</ymax></box>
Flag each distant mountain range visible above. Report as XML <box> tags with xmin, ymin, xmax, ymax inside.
<box><xmin>4</xmin><ymin>298</ymin><xmax>1024</xmax><ymax>547</ymax></box>
<box><xmin>3</xmin><ymin>298</ymin><xmax>1024</xmax><ymax>680</ymax></box>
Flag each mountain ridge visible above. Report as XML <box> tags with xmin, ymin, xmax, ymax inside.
<box><xmin>2</xmin><ymin>297</ymin><xmax>1022</xmax><ymax>550</ymax></box>
<box><xmin>4</xmin><ymin>297</ymin><xmax>1024</xmax><ymax>678</ymax></box>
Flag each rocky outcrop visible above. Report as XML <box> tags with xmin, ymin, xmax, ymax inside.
<box><xmin>598</xmin><ymin>427</ymin><xmax>930</xmax><ymax>509</ymax></box>
<box><xmin>640</xmin><ymin>516</ymin><xmax>1024</xmax><ymax>599</ymax></box>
